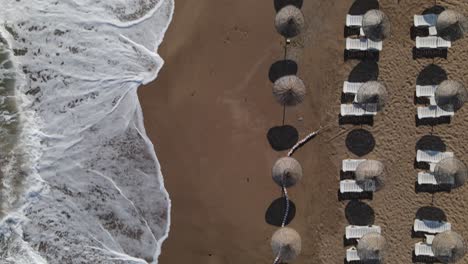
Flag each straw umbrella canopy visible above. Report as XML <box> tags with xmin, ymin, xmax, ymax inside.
<box><xmin>275</xmin><ymin>5</ymin><xmax>305</xmax><ymax>38</ymax></box>
<box><xmin>273</xmin><ymin>75</ymin><xmax>306</xmax><ymax>106</ymax></box>
<box><xmin>434</xmin><ymin>157</ymin><xmax>468</xmax><ymax>189</ymax></box>
<box><xmin>436</xmin><ymin>10</ymin><xmax>468</xmax><ymax>41</ymax></box>
<box><xmin>362</xmin><ymin>9</ymin><xmax>391</xmax><ymax>41</ymax></box>
<box><xmin>356</xmin><ymin>81</ymin><xmax>388</xmax><ymax>111</ymax></box>
<box><xmin>272</xmin><ymin>157</ymin><xmax>303</xmax><ymax>188</ymax></box>
<box><xmin>432</xmin><ymin>231</ymin><xmax>466</xmax><ymax>263</ymax></box>
<box><xmin>357</xmin><ymin>232</ymin><xmax>386</xmax><ymax>261</ymax></box>
<box><xmin>355</xmin><ymin>160</ymin><xmax>385</xmax><ymax>191</ymax></box>
<box><xmin>435</xmin><ymin>80</ymin><xmax>467</xmax><ymax>111</ymax></box>
<box><xmin>271</xmin><ymin>227</ymin><xmax>302</xmax><ymax>263</ymax></box>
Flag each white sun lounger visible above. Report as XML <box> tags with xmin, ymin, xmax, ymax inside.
<box><xmin>416</xmin><ymin>85</ymin><xmax>437</xmax><ymax>97</ymax></box>
<box><xmin>416</xmin><ymin>150</ymin><xmax>454</xmax><ymax>163</ymax></box>
<box><xmin>346</xmin><ymin>15</ymin><xmax>363</xmax><ymax>27</ymax></box>
<box><xmin>340</xmin><ymin>180</ymin><xmax>376</xmax><ymax>193</ymax></box>
<box><xmin>415</xmin><ymin>242</ymin><xmax>435</xmax><ymax>257</ymax></box>
<box><xmin>418</xmin><ymin>172</ymin><xmax>455</xmax><ymax>185</ymax></box>
<box><xmin>417</xmin><ymin>105</ymin><xmax>455</xmax><ymax>119</ymax></box>
<box><xmin>346</xmin><ymin>247</ymin><xmax>361</xmax><ymax>262</ymax></box>
<box><xmin>341</xmin><ymin>103</ymin><xmax>378</xmax><ymax>116</ymax></box>
<box><xmin>346</xmin><ymin>38</ymin><xmax>383</xmax><ymax>51</ymax></box>
<box><xmin>342</xmin><ymin>159</ymin><xmax>366</xmax><ymax>172</ymax></box>
<box><xmin>416</xmin><ymin>36</ymin><xmax>452</xmax><ymax>49</ymax></box>
<box><xmin>345</xmin><ymin>225</ymin><xmax>381</xmax><ymax>239</ymax></box>
<box><xmin>414</xmin><ymin>14</ymin><xmax>438</xmax><ymax>27</ymax></box>
<box><xmin>343</xmin><ymin>81</ymin><xmax>364</xmax><ymax>94</ymax></box>
<box><xmin>414</xmin><ymin>219</ymin><xmax>451</xmax><ymax>234</ymax></box>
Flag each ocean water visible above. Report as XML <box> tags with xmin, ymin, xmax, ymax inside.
<box><xmin>0</xmin><ymin>0</ymin><xmax>174</xmax><ymax>263</ymax></box>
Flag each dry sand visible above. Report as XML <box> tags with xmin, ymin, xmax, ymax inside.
<box><xmin>139</xmin><ymin>0</ymin><xmax>468</xmax><ymax>263</ymax></box>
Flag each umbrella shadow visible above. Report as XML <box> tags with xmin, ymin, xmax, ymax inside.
<box><xmin>416</xmin><ymin>64</ymin><xmax>447</xmax><ymax>86</ymax></box>
<box><xmin>416</xmin><ymin>135</ymin><xmax>446</xmax><ymax>152</ymax></box>
<box><xmin>415</xmin><ymin>206</ymin><xmax>447</xmax><ymax>221</ymax></box>
<box><xmin>422</xmin><ymin>5</ymin><xmax>445</xmax><ymax>15</ymax></box>
<box><xmin>345</xmin><ymin>200</ymin><xmax>375</xmax><ymax>225</ymax></box>
<box><xmin>348</xmin><ymin>0</ymin><xmax>379</xmax><ymax>15</ymax></box>
<box><xmin>348</xmin><ymin>61</ymin><xmax>379</xmax><ymax>83</ymax></box>
<box><xmin>268</xmin><ymin>60</ymin><xmax>298</xmax><ymax>83</ymax></box>
<box><xmin>345</xmin><ymin>129</ymin><xmax>375</xmax><ymax>157</ymax></box>
<box><xmin>267</xmin><ymin>125</ymin><xmax>299</xmax><ymax>151</ymax></box>
<box><xmin>273</xmin><ymin>0</ymin><xmax>303</xmax><ymax>12</ymax></box>
<box><xmin>265</xmin><ymin>197</ymin><xmax>296</xmax><ymax>226</ymax></box>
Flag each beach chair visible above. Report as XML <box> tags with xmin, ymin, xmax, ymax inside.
<box><xmin>415</xmin><ymin>242</ymin><xmax>435</xmax><ymax>257</ymax></box>
<box><xmin>418</xmin><ymin>172</ymin><xmax>455</xmax><ymax>186</ymax></box>
<box><xmin>345</xmin><ymin>225</ymin><xmax>381</xmax><ymax>239</ymax></box>
<box><xmin>413</xmin><ymin>219</ymin><xmax>451</xmax><ymax>234</ymax></box>
<box><xmin>346</xmin><ymin>15</ymin><xmax>363</xmax><ymax>27</ymax></box>
<box><xmin>416</xmin><ymin>150</ymin><xmax>454</xmax><ymax>163</ymax></box>
<box><xmin>340</xmin><ymin>180</ymin><xmax>375</xmax><ymax>193</ymax></box>
<box><xmin>417</xmin><ymin>106</ymin><xmax>454</xmax><ymax>119</ymax></box>
<box><xmin>340</xmin><ymin>103</ymin><xmax>378</xmax><ymax>116</ymax></box>
<box><xmin>346</xmin><ymin>38</ymin><xmax>368</xmax><ymax>51</ymax></box>
<box><xmin>346</xmin><ymin>247</ymin><xmax>361</xmax><ymax>262</ymax></box>
<box><xmin>416</xmin><ymin>85</ymin><xmax>437</xmax><ymax>97</ymax></box>
<box><xmin>343</xmin><ymin>81</ymin><xmax>363</xmax><ymax>94</ymax></box>
<box><xmin>416</xmin><ymin>36</ymin><xmax>438</xmax><ymax>49</ymax></box>
<box><xmin>414</xmin><ymin>14</ymin><xmax>438</xmax><ymax>27</ymax></box>
<box><xmin>342</xmin><ymin>159</ymin><xmax>366</xmax><ymax>172</ymax></box>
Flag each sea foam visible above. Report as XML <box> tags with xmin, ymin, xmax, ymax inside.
<box><xmin>0</xmin><ymin>0</ymin><xmax>173</xmax><ymax>263</ymax></box>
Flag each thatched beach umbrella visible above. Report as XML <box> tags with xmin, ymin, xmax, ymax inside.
<box><xmin>362</xmin><ymin>9</ymin><xmax>391</xmax><ymax>41</ymax></box>
<box><xmin>356</xmin><ymin>81</ymin><xmax>388</xmax><ymax>111</ymax></box>
<box><xmin>435</xmin><ymin>80</ymin><xmax>467</xmax><ymax>111</ymax></box>
<box><xmin>275</xmin><ymin>5</ymin><xmax>305</xmax><ymax>38</ymax></box>
<box><xmin>271</xmin><ymin>227</ymin><xmax>302</xmax><ymax>262</ymax></box>
<box><xmin>432</xmin><ymin>231</ymin><xmax>466</xmax><ymax>263</ymax></box>
<box><xmin>434</xmin><ymin>157</ymin><xmax>468</xmax><ymax>189</ymax></box>
<box><xmin>273</xmin><ymin>75</ymin><xmax>306</xmax><ymax>106</ymax></box>
<box><xmin>436</xmin><ymin>10</ymin><xmax>468</xmax><ymax>41</ymax></box>
<box><xmin>355</xmin><ymin>160</ymin><xmax>385</xmax><ymax>191</ymax></box>
<box><xmin>357</xmin><ymin>232</ymin><xmax>386</xmax><ymax>261</ymax></box>
<box><xmin>272</xmin><ymin>157</ymin><xmax>303</xmax><ymax>188</ymax></box>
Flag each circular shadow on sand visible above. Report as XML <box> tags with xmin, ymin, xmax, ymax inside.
<box><xmin>345</xmin><ymin>129</ymin><xmax>375</xmax><ymax>157</ymax></box>
<box><xmin>265</xmin><ymin>197</ymin><xmax>296</xmax><ymax>226</ymax></box>
<box><xmin>267</xmin><ymin>125</ymin><xmax>299</xmax><ymax>151</ymax></box>
<box><xmin>345</xmin><ymin>200</ymin><xmax>375</xmax><ymax>225</ymax></box>
<box><xmin>416</xmin><ymin>206</ymin><xmax>447</xmax><ymax>221</ymax></box>
<box><xmin>274</xmin><ymin>0</ymin><xmax>303</xmax><ymax>12</ymax></box>
<box><xmin>416</xmin><ymin>64</ymin><xmax>447</xmax><ymax>86</ymax></box>
<box><xmin>268</xmin><ymin>60</ymin><xmax>298</xmax><ymax>83</ymax></box>
<box><xmin>348</xmin><ymin>0</ymin><xmax>379</xmax><ymax>15</ymax></box>
<box><xmin>422</xmin><ymin>5</ymin><xmax>445</xmax><ymax>15</ymax></box>
<box><xmin>416</xmin><ymin>135</ymin><xmax>446</xmax><ymax>152</ymax></box>
<box><xmin>348</xmin><ymin>61</ymin><xmax>379</xmax><ymax>83</ymax></box>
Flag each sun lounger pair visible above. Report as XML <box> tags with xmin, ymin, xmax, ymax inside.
<box><xmin>414</xmin><ymin>14</ymin><xmax>438</xmax><ymax>36</ymax></box>
<box><xmin>346</xmin><ymin>38</ymin><xmax>383</xmax><ymax>51</ymax></box>
<box><xmin>345</xmin><ymin>225</ymin><xmax>381</xmax><ymax>239</ymax></box>
<box><xmin>416</xmin><ymin>36</ymin><xmax>451</xmax><ymax>49</ymax></box>
<box><xmin>416</xmin><ymin>150</ymin><xmax>455</xmax><ymax>186</ymax></box>
<box><xmin>346</xmin><ymin>15</ymin><xmax>365</xmax><ymax>36</ymax></box>
<box><xmin>340</xmin><ymin>103</ymin><xmax>378</xmax><ymax>116</ymax></box>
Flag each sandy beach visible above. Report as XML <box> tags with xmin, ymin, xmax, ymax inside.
<box><xmin>139</xmin><ymin>0</ymin><xmax>468</xmax><ymax>263</ymax></box>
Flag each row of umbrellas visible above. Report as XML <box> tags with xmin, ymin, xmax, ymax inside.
<box><xmin>270</xmin><ymin>3</ymin><xmax>305</xmax><ymax>264</ymax></box>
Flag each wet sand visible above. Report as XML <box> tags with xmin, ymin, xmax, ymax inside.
<box><xmin>139</xmin><ymin>0</ymin><xmax>468</xmax><ymax>263</ymax></box>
